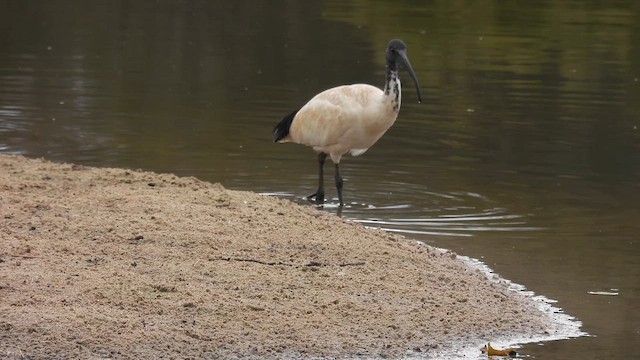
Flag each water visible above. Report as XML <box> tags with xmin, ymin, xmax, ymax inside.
<box><xmin>1</xmin><ymin>0</ymin><xmax>639</xmax><ymax>358</ymax></box>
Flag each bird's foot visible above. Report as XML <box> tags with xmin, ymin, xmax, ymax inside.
<box><xmin>306</xmin><ymin>191</ymin><xmax>325</xmax><ymax>205</ymax></box>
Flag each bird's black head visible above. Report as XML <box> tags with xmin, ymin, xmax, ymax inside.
<box><xmin>386</xmin><ymin>39</ymin><xmax>408</xmax><ymax>67</ymax></box>
<box><xmin>385</xmin><ymin>39</ymin><xmax>422</xmax><ymax>103</ymax></box>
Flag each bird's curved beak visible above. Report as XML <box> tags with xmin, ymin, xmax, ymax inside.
<box><xmin>398</xmin><ymin>50</ymin><xmax>422</xmax><ymax>103</ymax></box>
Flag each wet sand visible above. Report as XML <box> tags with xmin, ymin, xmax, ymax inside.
<box><xmin>0</xmin><ymin>154</ymin><xmax>554</xmax><ymax>358</ymax></box>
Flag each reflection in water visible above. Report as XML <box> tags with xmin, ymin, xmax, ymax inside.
<box><xmin>1</xmin><ymin>1</ymin><xmax>639</xmax><ymax>358</ymax></box>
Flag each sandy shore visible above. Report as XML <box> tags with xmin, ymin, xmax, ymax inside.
<box><xmin>0</xmin><ymin>154</ymin><xmax>555</xmax><ymax>358</ymax></box>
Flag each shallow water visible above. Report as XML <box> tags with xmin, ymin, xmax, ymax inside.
<box><xmin>1</xmin><ymin>1</ymin><xmax>639</xmax><ymax>358</ymax></box>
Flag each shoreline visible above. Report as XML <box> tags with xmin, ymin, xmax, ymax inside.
<box><xmin>0</xmin><ymin>154</ymin><xmax>581</xmax><ymax>358</ymax></box>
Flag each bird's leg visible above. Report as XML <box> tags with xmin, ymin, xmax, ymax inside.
<box><xmin>334</xmin><ymin>163</ymin><xmax>344</xmax><ymax>207</ymax></box>
<box><xmin>307</xmin><ymin>152</ymin><xmax>327</xmax><ymax>204</ymax></box>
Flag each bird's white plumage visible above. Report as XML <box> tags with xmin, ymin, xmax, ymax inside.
<box><xmin>288</xmin><ymin>79</ymin><xmax>401</xmax><ymax>164</ymax></box>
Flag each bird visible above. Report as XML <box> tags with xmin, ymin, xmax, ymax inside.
<box><xmin>273</xmin><ymin>39</ymin><xmax>422</xmax><ymax>207</ymax></box>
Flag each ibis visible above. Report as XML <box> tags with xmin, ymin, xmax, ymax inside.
<box><xmin>273</xmin><ymin>39</ymin><xmax>422</xmax><ymax>206</ymax></box>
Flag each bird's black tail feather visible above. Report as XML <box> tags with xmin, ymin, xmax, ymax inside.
<box><xmin>273</xmin><ymin>109</ymin><xmax>298</xmax><ymax>143</ymax></box>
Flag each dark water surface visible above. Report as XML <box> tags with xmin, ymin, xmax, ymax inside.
<box><xmin>1</xmin><ymin>1</ymin><xmax>639</xmax><ymax>358</ymax></box>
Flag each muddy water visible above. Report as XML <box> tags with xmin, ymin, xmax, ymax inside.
<box><xmin>1</xmin><ymin>1</ymin><xmax>639</xmax><ymax>358</ymax></box>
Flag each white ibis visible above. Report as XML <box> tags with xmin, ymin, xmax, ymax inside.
<box><xmin>273</xmin><ymin>39</ymin><xmax>422</xmax><ymax>206</ymax></box>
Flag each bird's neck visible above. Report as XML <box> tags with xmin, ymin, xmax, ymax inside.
<box><xmin>383</xmin><ymin>69</ymin><xmax>401</xmax><ymax>112</ymax></box>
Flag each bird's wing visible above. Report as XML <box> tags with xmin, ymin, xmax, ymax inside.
<box><xmin>288</xmin><ymin>84</ymin><xmax>383</xmax><ymax>149</ymax></box>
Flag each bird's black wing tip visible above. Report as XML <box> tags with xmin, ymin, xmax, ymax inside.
<box><xmin>273</xmin><ymin>109</ymin><xmax>298</xmax><ymax>143</ymax></box>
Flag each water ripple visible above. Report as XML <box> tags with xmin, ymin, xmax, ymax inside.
<box><xmin>342</xmin><ymin>192</ymin><xmax>544</xmax><ymax>238</ymax></box>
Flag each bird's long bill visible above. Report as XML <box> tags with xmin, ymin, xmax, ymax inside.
<box><xmin>398</xmin><ymin>50</ymin><xmax>422</xmax><ymax>103</ymax></box>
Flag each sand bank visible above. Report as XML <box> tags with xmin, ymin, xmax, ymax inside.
<box><xmin>0</xmin><ymin>155</ymin><xmax>559</xmax><ymax>358</ymax></box>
